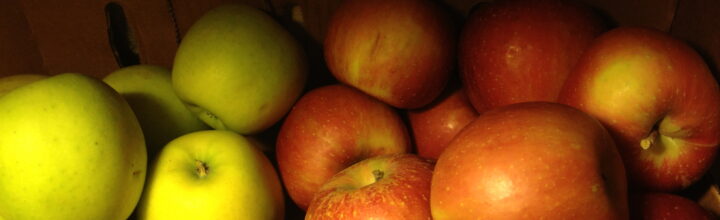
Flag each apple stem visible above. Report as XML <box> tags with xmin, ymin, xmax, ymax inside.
<box><xmin>372</xmin><ymin>170</ymin><xmax>384</xmax><ymax>182</ymax></box>
<box><xmin>195</xmin><ymin>160</ymin><xmax>209</xmax><ymax>178</ymax></box>
<box><xmin>640</xmin><ymin>130</ymin><xmax>658</xmax><ymax>150</ymax></box>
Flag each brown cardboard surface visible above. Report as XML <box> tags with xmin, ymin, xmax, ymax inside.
<box><xmin>671</xmin><ymin>0</ymin><xmax>720</xmax><ymax>76</ymax></box>
<box><xmin>20</xmin><ymin>0</ymin><xmax>120</xmax><ymax>78</ymax></box>
<box><xmin>270</xmin><ymin>0</ymin><xmax>342</xmax><ymax>44</ymax></box>
<box><xmin>114</xmin><ymin>0</ymin><xmax>180</xmax><ymax>70</ymax></box>
<box><xmin>0</xmin><ymin>0</ymin><xmax>44</xmax><ymax>77</ymax></box>
<box><xmin>19</xmin><ymin>0</ymin><xmax>179</xmax><ymax>78</ymax></box>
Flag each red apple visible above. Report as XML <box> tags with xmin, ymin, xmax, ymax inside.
<box><xmin>305</xmin><ymin>154</ymin><xmax>434</xmax><ymax>220</ymax></box>
<box><xmin>431</xmin><ymin>102</ymin><xmax>628</xmax><ymax>219</ymax></box>
<box><xmin>459</xmin><ymin>0</ymin><xmax>605</xmax><ymax>112</ymax></box>
<box><xmin>559</xmin><ymin>27</ymin><xmax>720</xmax><ymax>191</ymax></box>
<box><xmin>276</xmin><ymin>84</ymin><xmax>410</xmax><ymax>210</ymax></box>
<box><xmin>630</xmin><ymin>192</ymin><xmax>715</xmax><ymax>220</ymax></box>
<box><xmin>324</xmin><ymin>0</ymin><xmax>457</xmax><ymax>109</ymax></box>
<box><xmin>407</xmin><ymin>86</ymin><xmax>478</xmax><ymax>160</ymax></box>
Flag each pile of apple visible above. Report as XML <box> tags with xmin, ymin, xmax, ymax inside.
<box><xmin>1</xmin><ymin>0</ymin><xmax>719</xmax><ymax>219</ymax></box>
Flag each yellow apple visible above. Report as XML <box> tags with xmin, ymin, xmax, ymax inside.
<box><xmin>0</xmin><ymin>73</ymin><xmax>48</xmax><ymax>97</ymax></box>
<box><xmin>104</xmin><ymin>65</ymin><xmax>209</xmax><ymax>159</ymax></box>
<box><xmin>172</xmin><ymin>3</ymin><xmax>307</xmax><ymax>134</ymax></box>
<box><xmin>0</xmin><ymin>73</ymin><xmax>146</xmax><ymax>219</ymax></box>
<box><xmin>137</xmin><ymin>130</ymin><xmax>284</xmax><ymax>220</ymax></box>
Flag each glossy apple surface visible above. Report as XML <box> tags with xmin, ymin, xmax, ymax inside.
<box><xmin>407</xmin><ymin>86</ymin><xmax>478</xmax><ymax>160</ymax></box>
<box><xmin>0</xmin><ymin>73</ymin><xmax>146</xmax><ymax>219</ymax></box>
<box><xmin>630</xmin><ymin>192</ymin><xmax>715</xmax><ymax>220</ymax></box>
<box><xmin>459</xmin><ymin>0</ymin><xmax>605</xmax><ymax>112</ymax></box>
<box><xmin>104</xmin><ymin>65</ymin><xmax>209</xmax><ymax>159</ymax></box>
<box><xmin>172</xmin><ymin>3</ymin><xmax>306</xmax><ymax>134</ymax></box>
<box><xmin>324</xmin><ymin>0</ymin><xmax>457</xmax><ymax>109</ymax></box>
<box><xmin>276</xmin><ymin>84</ymin><xmax>410</xmax><ymax>210</ymax></box>
<box><xmin>306</xmin><ymin>154</ymin><xmax>434</xmax><ymax>220</ymax></box>
<box><xmin>559</xmin><ymin>27</ymin><xmax>720</xmax><ymax>191</ymax></box>
<box><xmin>431</xmin><ymin>102</ymin><xmax>628</xmax><ymax>219</ymax></box>
<box><xmin>138</xmin><ymin>130</ymin><xmax>284</xmax><ymax>220</ymax></box>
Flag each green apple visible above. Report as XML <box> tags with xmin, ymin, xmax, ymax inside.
<box><xmin>137</xmin><ymin>130</ymin><xmax>284</xmax><ymax>220</ymax></box>
<box><xmin>172</xmin><ymin>3</ymin><xmax>307</xmax><ymax>134</ymax></box>
<box><xmin>0</xmin><ymin>73</ymin><xmax>48</xmax><ymax>97</ymax></box>
<box><xmin>104</xmin><ymin>65</ymin><xmax>209</xmax><ymax>159</ymax></box>
<box><xmin>0</xmin><ymin>73</ymin><xmax>146</xmax><ymax>219</ymax></box>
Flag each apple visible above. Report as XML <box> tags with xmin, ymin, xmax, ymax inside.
<box><xmin>104</xmin><ymin>65</ymin><xmax>209</xmax><ymax>160</ymax></box>
<box><xmin>172</xmin><ymin>3</ymin><xmax>307</xmax><ymax>134</ymax></box>
<box><xmin>324</xmin><ymin>0</ymin><xmax>457</xmax><ymax>109</ymax></box>
<box><xmin>630</xmin><ymin>192</ymin><xmax>715</xmax><ymax>219</ymax></box>
<box><xmin>558</xmin><ymin>27</ymin><xmax>720</xmax><ymax>191</ymax></box>
<box><xmin>431</xmin><ymin>102</ymin><xmax>628</xmax><ymax>219</ymax></box>
<box><xmin>137</xmin><ymin>130</ymin><xmax>284</xmax><ymax>220</ymax></box>
<box><xmin>0</xmin><ymin>73</ymin><xmax>146</xmax><ymax>219</ymax></box>
<box><xmin>407</xmin><ymin>85</ymin><xmax>478</xmax><ymax>160</ymax></box>
<box><xmin>459</xmin><ymin>0</ymin><xmax>605</xmax><ymax>112</ymax></box>
<box><xmin>305</xmin><ymin>154</ymin><xmax>434</xmax><ymax>220</ymax></box>
<box><xmin>0</xmin><ymin>73</ymin><xmax>47</xmax><ymax>97</ymax></box>
<box><xmin>699</xmin><ymin>184</ymin><xmax>720</xmax><ymax>216</ymax></box>
<box><xmin>276</xmin><ymin>84</ymin><xmax>410</xmax><ymax>210</ymax></box>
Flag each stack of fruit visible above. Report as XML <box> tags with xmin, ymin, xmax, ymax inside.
<box><xmin>1</xmin><ymin>0</ymin><xmax>718</xmax><ymax>219</ymax></box>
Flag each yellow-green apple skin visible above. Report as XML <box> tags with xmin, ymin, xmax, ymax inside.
<box><xmin>0</xmin><ymin>73</ymin><xmax>48</xmax><ymax>97</ymax></box>
<box><xmin>559</xmin><ymin>27</ymin><xmax>720</xmax><ymax>191</ymax></box>
<box><xmin>172</xmin><ymin>3</ymin><xmax>307</xmax><ymax>134</ymax></box>
<box><xmin>104</xmin><ymin>65</ymin><xmax>209</xmax><ymax>159</ymax></box>
<box><xmin>137</xmin><ymin>130</ymin><xmax>284</xmax><ymax>220</ymax></box>
<box><xmin>0</xmin><ymin>73</ymin><xmax>146</xmax><ymax>220</ymax></box>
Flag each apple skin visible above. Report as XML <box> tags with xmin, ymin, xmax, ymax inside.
<box><xmin>407</xmin><ymin>86</ymin><xmax>478</xmax><ymax>160</ymax></box>
<box><xmin>630</xmin><ymin>192</ymin><xmax>715</xmax><ymax>220</ymax></box>
<box><xmin>137</xmin><ymin>130</ymin><xmax>284</xmax><ymax>220</ymax></box>
<box><xmin>558</xmin><ymin>27</ymin><xmax>720</xmax><ymax>191</ymax></box>
<box><xmin>306</xmin><ymin>154</ymin><xmax>434</xmax><ymax>220</ymax></box>
<box><xmin>459</xmin><ymin>0</ymin><xmax>605</xmax><ymax>113</ymax></box>
<box><xmin>431</xmin><ymin>102</ymin><xmax>628</xmax><ymax>219</ymax></box>
<box><xmin>276</xmin><ymin>84</ymin><xmax>410</xmax><ymax>210</ymax></box>
<box><xmin>172</xmin><ymin>3</ymin><xmax>307</xmax><ymax>134</ymax></box>
<box><xmin>104</xmin><ymin>65</ymin><xmax>209</xmax><ymax>160</ymax></box>
<box><xmin>324</xmin><ymin>0</ymin><xmax>457</xmax><ymax>109</ymax></box>
<box><xmin>0</xmin><ymin>73</ymin><xmax>146</xmax><ymax>220</ymax></box>
<box><xmin>0</xmin><ymin>73</ymin><xmax>47</xmax><ymax>97</ymax></box>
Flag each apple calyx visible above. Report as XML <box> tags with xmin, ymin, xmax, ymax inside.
<box><xmin>372</xmin><ymin>169</ymin><xmax>384</xmax><ymax>182</ymax></box>
<box><xmin>185</xmin><ymin>103</ymin><xmax>227</xmax><ymax>130</ymax></box>
<box><xmin>640</xmin><ymin>130</ymin><xmax>659</xmax><ymax>150</ymax></box>
<box><xmin>195</xmin><ymin>160</ymin><xmax>209</xmax><ymax>178</ymax></box>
